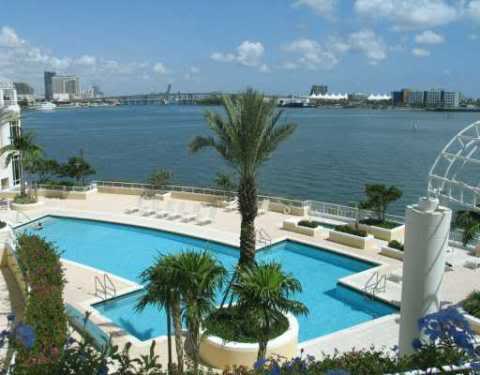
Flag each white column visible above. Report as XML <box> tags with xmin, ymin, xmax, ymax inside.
<box><xmin>399</xmin><ymin>197</ymin><xmax>451</xmax><ymax>355</ymax></box>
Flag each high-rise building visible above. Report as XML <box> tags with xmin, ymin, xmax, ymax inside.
<box><xmin>309</xmin><ymin>85</ymin><xmax>328</xmax><ymax>96</ymax></box>
<box><xmin>442</xmin><ymin>91</ymin><xmax>460</xmax><ymax>108</ymax></box>
<box><xmin>44</xmin><ymin>71</ymin><xmax>80</xmax><ymax>101</ymax></box>
<box><xmin>400</xmin><ymin>88</ymin><xmax>461</xmax><ymax>108</ymax></box>
<box><xmin>407</xmin><ymin>91</ymin><xmax>426</xmax><ymax>106</ymax></box>
<box><xmin>0</xmin><ymin>77</ymin><xmax>22</xmax><ymax>191</ymax></box>
<box><xmin>425</xmin><ymin>89</ymin><xmax>442</xmax><ymax>107</ymax></box>
<box><xmin>14</xmin><ymin>82</ymin><xmax>35</xmax><ymax>104</ymax></box>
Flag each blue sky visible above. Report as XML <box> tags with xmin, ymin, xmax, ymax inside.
<box><xmin>1</xmin><ymin>0</ymin><xmax>479</xmax><ymax>96</ymax></box>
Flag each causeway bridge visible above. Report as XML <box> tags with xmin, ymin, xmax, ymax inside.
<box><xmin>80</xmin><ymin>92</ymin><xmax>223</xmax><ymax>105</ymax></box>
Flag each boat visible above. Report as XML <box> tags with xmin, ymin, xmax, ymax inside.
<box><xmin>31</xmin><ymin>102</ymin><xmax>57</xmax><ymax>111</ymax></box>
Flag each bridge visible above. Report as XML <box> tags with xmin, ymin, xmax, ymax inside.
<box><xmin>79</xmin><ymin>92</ymin><xmax>224</xmax><ymax>105</ymax></box>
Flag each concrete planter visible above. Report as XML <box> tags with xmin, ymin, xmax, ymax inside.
<box><xmin>199</xmin><ymin>313</ymin><xmax>298</xmax><ymax>369</ymax></box>
<box><xmin>11</xmin><ymin>201</ymin><xmax>44</xmax><ymax>211</ymax></box>
<box><xmin>328</xmin><ymin>230</ymin><xmax>376</xmax><ymax>250</ymax></box>
<box><xmin>353</xmin><ymin>223</ymin><xmax>405</xmax><ymax>242</ymax></box>
<box><xmin>463</xmin><ymin>312</ymin><xmax>480</xmax><ymax>335</ymax></box>
<box><xmin>282</xmin><ymin>218</ymin><xmax>329</xmax><ymax>238</ymax></box>
<box><xmin>380</xmin><ymin>245</ymin><xmax>404</xmax><ymax>261</ymax></box>
<box><xmin>37</xmin><ymin>186</ymin><xmax>97</xmax><ymax>200</ymax></box>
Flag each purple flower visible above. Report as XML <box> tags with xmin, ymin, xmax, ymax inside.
<box><xmin>15</xmin><ymin>323</ymin><xmax>35</xmax><ymax>349</ymax></box>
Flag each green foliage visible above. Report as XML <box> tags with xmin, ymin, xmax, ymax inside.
<box><xmin>32</xmin><ymin>158</ymin><xmax>61</xmax><ymax>181</ymax></box>
<box><xmin>214</xmin><ymin>172</ymin><xmax>236</xmax><ymax>192</ymax></box>
<box><xmin>233</xmin><ymin>262</ymin><xmax>308</xmax><ymax>360</ymax></box>
<box><xmin>298</xmin><ymin>220</ymin><xmax>322</xmax><ymax>228</ymax></box>
<box><xmin>334</xmin><ymin>225</ymin><xmax>368</xmax><ymax>237</ymax></box>
<box><xmin>189</xmin><ymin>89</ymin><xmax>297</xmax><ymax>266</ymax></box>
<box><xmin>204</xmin><ymin>305</ymin><xmax>289</xmax><ymax>343</ymax></box>
<box><xmin>58</xmin><ymin>153</ymin><xmax>96</xmax><ymax>184</ymax></box>
<box><xmin>453</xmin><ymin>210</ymin><xmax>480</xmax><ymax>247</ymax></box>
<box><xmin>360</xmin><ymin>184</ymin><xmax>402</xmax><ymax>223</ymax></box>
<box><xmin>195</xmin><ymin>95</ymin><xmax>223</xmax><ymax>106</ymax></box>
<box><xmin>462</xmin><ymin>291</ymin><xmax>480</xmax><ymax>318</ymax></box>
<box><xmin>13</xmin><ymin>194</ymin><xmax>37</xmax><ymax>204</ymax></box>
<box><xmin>147</xmin><ymin>169</ymin><xmax>173</xmax><ymax>189</ymax></box>
<box><xmin>388</xmin><ymin>240</ymin><xmax>404</xmax><ymax>251</ymax></box>
<box><xmin>15</xmin><ymin>234</ymin><xmax>67</xmax><ymax>365</ymax></box>
<box><xmin>0</xmin><ymin>220</ymin><xmax>6</xmax><ymax>229</ymax></box>
<box><xmin>359</xmin><ymin>218</ymin><xmax>401</xmax><ymax>229</ymax></box>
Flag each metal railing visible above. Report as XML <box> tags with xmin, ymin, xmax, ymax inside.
<box><xmin>37</xmin><ymin>183</ymin><xmax>94</xmax><ymax>192</ymax></box>
<box><xmin>256</xmin><ymin>228</ymin><xmax>272</xmax><ymax>248</ymax></box>
<box><xmin>364</xmin><ymin>271</ymin><xmax>387</xmax><ymax>297</ymax></box>
<box><xmin>94</xmin><ymin>274</ymin><xmax>116</xmax><ymax>300</ymax></box>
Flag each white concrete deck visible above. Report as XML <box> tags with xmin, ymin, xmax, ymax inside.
<box><xmin>2</xmin><ymin>191</ymin><xmax>480</xmax><ymax>366</ymax></box>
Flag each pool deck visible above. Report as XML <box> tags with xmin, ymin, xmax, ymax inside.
<box><xmin>2</xmin><ymin>191</ymin><xmax>480</xmax><ymax>366</ymax></box>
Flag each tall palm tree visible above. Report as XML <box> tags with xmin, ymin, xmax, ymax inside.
<box><xmin>233</xmin><ymin>262</ymin><xmax>308</xmax><ymax>361</ymax></box>
<box><xmin>0</xmin><ymin>128</ymin><xmax>43</xmax><ymax>197</ymax></box>
<box><xmin>137</xmin><ymin>255</ymin><xmax>185</xmax><ymax>374</ymax></box>
<box><xmin>189</xmin><ymin>89</ymin><xmax>297</xmax><ymax>266</ymax></box>
<box><xmin>172</xmin><ymin>251</ymin><xmax>226</xmax><ymax>374</ymax></box>
<box><xmin>453</xmin><ymin>209</ymin><xmax>480</xmax><ymax>247</ymax></box>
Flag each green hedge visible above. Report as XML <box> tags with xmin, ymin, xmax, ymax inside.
<box><xmin>16</xmin><ymin>234</ymin><xmax>67</xmax><ymax>363</ymax></box>
<box><xmin>359</xmin><ymin>218</ymin><xmax>401</xmax><ymax>229</ymax></box>
<box><xmin>462</xmin><ymin>291</ymin><xmax>480</xmax><ymax>318</ymax></box>
<box><xmin>388</xmin><ymin>240</ymin><xmax>404</xmax><ymax>251</ymax></box>
<box><xmin>334</xmin><ymin>225</ymin><xmax>368</xmax><ymax>237</ymax></box>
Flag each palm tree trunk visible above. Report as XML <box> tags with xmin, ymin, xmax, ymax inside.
<box><xmin>19</xmin><ymin>154</ymin><xmax>26</xmax><ymax>196</ymax></box>
<box><xmin>187</xmin><ymin>318</ymin><xmax>200</xmax><ymax>375</ymax></box>
<box><xmin>238</xmin><ymin>175</ymin><xmax>257</xmax><ymax>266</ymax></box>
<box><xmin>257</xmin><ymin>339</ymin><xmax>268</xmax><ymax>362</ymax></box>
<box><xmin>171</xmin><ymin>302</ymin><xmax>184</xmax><ymax>374</ymax></box>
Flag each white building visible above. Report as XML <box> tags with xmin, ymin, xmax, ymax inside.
<box><xmin>0</xmin><ymin>78</ymin><xmax>21</xmax><ymax>191</ymax></box>
<box><xmin>442</xmin><ymin>91</ymin><xmax>460</xmax><ymax>108</ymax></box>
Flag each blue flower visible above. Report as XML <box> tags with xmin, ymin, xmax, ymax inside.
<box><xmin>254</xmin><ymin>358</ymin><xmax>267</xmax><ymax>369</ymax></box>
<box><xmin>412</xmin><ymin>338</ymin><xmax>422</xmax><ymax>351</ymax></box>
<box><xmin>15</xmin><ymin>323</ymin><xmax>35</xmax><ymax>349</ymax></box>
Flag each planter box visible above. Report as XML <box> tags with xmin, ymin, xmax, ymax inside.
<box><xmin>199</xmin><ymin>314</ymin><xmax>298</xmax><ymax>369</ymax></box>
<box><xmin>380</xmin><ymin>245</ymin><xmax>404</xmax><ymax>261</ymax></box>
<box><xmin>37</xmin><ymin>186</ymin><xmax>97</xmax><ymax>200</ymax></box>
<box><xmin>11</xmin><ymin>201</ymin><xmax>44</xmax><ymax>212</ymax></box>
<box><xmin>282</xmin><ymin>218</ymin><xmax>330</xmax><ymax>239</ymax></box>
<box><xmin>328</xmin><ymin>230</ymin><xmax>376</xmax><ymax>250</ymax></box>
<box><xmin>351</xmin><ymin>223</ymin><xmax>405</xmax><ymax>242</ymax></box>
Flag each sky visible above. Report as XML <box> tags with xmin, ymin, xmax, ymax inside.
<box><xmin>1</xmin><ymin>0</ymin><xmax>480</xmax><ymax>97</ymax></box>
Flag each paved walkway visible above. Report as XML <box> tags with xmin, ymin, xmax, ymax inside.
<box><xmin>1</xmin><ymin>191</ymin><xmax>480</xmax><ymax>367</ymax></box>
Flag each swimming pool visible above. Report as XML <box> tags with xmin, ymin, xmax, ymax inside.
<box><xmin>18</xmin><ymin>216</ymin><xmax>397</xmax><ymax>342</ymax></box>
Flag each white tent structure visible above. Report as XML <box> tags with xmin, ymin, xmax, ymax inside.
<box><xmin>309</xmin><ymin>93</ymin><xmax>348</xmax><ymax>101</ymax></box>
<box><xmin>367</xmin><ymin>94</ymin><xmax>392</xmax><ymax>101</ymax></box>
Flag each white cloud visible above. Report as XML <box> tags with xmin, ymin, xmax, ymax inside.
<box><xmin>412</xmin><ymin>47</ymin><xmax>431</xmax><ymax>57</ymax></box>
<box><xmin>153</xmin><ymin>62</ymin><xmax>168</xmax><ymax>74</ymax></box>
<box><xmin>354</xmin><ymin>0</ymin><xmax>460</xmax><ymax>30</ymax></box>
<box><xmin>184</xmin><ymin>66</ymin><xmax>200</xmax><ymax>80</ymax></box>
<box><xmin>468</xmin><ymin>0</ymin><xmax>480</xmax><ymax>21</ymax></box>
<box><xmin>283</xmin><ymin>38</ymin><xmax>339</xmax><ymax>69</ymax></box>
<box><xmin>211</xmin><ymin>40</ymin><xmax>267</xmax><ymax>71</ymax></box>
<box><xmin>0</xmin><ymin>26</ymin><xmax>24</xmax><ymax>48</ymax></box>
<box><xmin>292</xmin><ymin>0</ymin><xmax>337</xmax><ymax>17</ymax></box>
<box><xmin>76</xmin><ymin>55</ymin><xmax>97</xmax><ymax>66</ymax></box>
<box><xmin>415</xmin><ymin>30</ymin><xmax>445</xmax><ymax>44</ymax></box>
<box><xmin>469</xmin><ymin>33</ymin><xmax>479</xmax><ymax>40</ymax></box>
<box><xmin>348</xmin><ymin>30</ymin><xmax>387</xmax><ymax>62</ymax></box>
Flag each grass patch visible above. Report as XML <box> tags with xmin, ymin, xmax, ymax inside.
<box><xmin>334</xmin><ymin>225</ymin><xmax>368</xmax><ymax>237</ymax></box>
<box><xmin>13</xmin><ymin>194</ymin><xmax>37</xmax><ymax>204</ymax></box>
<box><xmin>204</xmin><ymin>305</ymin><xmax>289</xmax><ymax>343</ymax></box>
<box><xmin>359</xmin><ymin>218</ymin><xmax>402</xmax><ymax>229</ymax></box>
<box><xmin>462</xmin><ymin>291</ymin><xmax>480</xmax><ymax>318</ymax></box>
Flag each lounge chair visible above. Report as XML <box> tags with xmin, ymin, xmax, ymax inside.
<box><xmin>0</xmin><ymin>199</ymin><xmax>10</xmax><ymax>211</ymax></box>
<box><xmin>125</xmin><ymin>197</ymin><xmax>142</xmax><ymax>214</ymax></box>
<box><xmin>181</xmin><ymin>205</ymin><xmax>200</xmax><ymax>222</ymax></box>
<box><xmin>167</xmin><ymin>202</ymin><xmax>184</xmax><ymax>220</ymax></box>
<box><xmin>156</xmin><ymin>200</ymin><xmax>174</xmax><ymax>218</ymax></box>
<box><xmin>464</xmin><ymin>259</ymin><xmax>480</xmax><ymax>270</ymax></box>
<box><xmin>196</xmin><ymin>207</ymin><xmax>217</xmax><ymax>225</ymax></box>
<box><xmin>258</xmin><ymin>199</ymin><xmax>270</xmax><ymax>215</ymax></box>
<box><xmin>224</xmin><ymin>197</ymin><xmax>239</xmax><ymax>212</ymax></box>
<box><xmin>141</xmin><ymin>199</ymin><xmax>156</xmax><ymax>216</ymax></box>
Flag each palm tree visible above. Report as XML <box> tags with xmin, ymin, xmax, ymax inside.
<box><xmin>189</xmin><ymin>89</ymin><xmax>297</xmax><ymax>266</ymax></box>
<box><xmin>172</xmin><ymin>251</ymin><xmax>226</xmax><ymax>374</ymax></box>
<box><xmin>452</xmin><ymin>209</ymin><xmax>480</xmax><ymax>247</ymax></box>
<box><xmin>137</xmin><ymin>254</ymin><xmax>185</xmax><ymax>374</ymax></box>
<box><xmin>233</xmin><ymin>262</ymin><xmax>308</xmax><ymax>361</ymax></box>
<box><xmin>0</xmin><ymin>130</ymin><xmax>43</xmax><ymax>197</ymax></box>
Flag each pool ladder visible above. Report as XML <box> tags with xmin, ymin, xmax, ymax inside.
<box><xmin>363</xmin><ymin>271</ymin><xmax>386</xmax><ymax>299</ymax></box>
<box><xmin>94</xmin><ymin>274</ymin><xmax>117</xmax><ymax>300</ymax></box>
<box><xmin>256</xmin><ymin>228</ymin><xmax>272</xmax><ymax>248</ymax></box>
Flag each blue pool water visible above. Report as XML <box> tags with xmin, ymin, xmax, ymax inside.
<box><xmin>19</xmin><ymin>216</ymin><xmax>397</xmax><ymax>342</ymax></box>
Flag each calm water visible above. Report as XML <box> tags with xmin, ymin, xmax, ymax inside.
<box><xmin>19</xmin><ymin>216</ymin><xmax>396</xmax><ymax>341</ymax></box>
<box><xmin>22</xmin><ymin>105</ymin><xmax>480</xmax><ymax>213</ymax></box>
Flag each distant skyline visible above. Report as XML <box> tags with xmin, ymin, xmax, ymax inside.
<box><xmin>1</xmin><ymin>0</ymin><xmax>480</xmax><ymax>96</ymax></box>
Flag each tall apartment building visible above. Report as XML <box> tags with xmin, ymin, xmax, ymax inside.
<box><xmin>309</xmin><ymin>85</ymin><xmax>328</xmax><ymax>96</ymax></box>
<box><xmin>0</xmin><ymin>78</ymin><xmax>22</xmax><ymax>191</ymax></box>
<box><xmin>44</xmin><ymin>71</ymin><xmax>80</xmax><ymax>101</ymax></box>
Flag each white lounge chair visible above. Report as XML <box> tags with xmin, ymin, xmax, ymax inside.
<box><xmin>125</xmin><ymin>197</ymin><xmax>142</xmax><ymax>214</ymax></box>
<box><xmin>141</xmin><ymin>199</ymin><xmax>156</xmax><ymax>216</ymax></box>
<box><xmin>196</xmin><ymin>207</ymin><xmax>217</xmax><ymax>225</ymax></box>
<box><xmin>181</xmin><ymin>205</ymin><xmax>200</xmax><ymax>222</ymax></box>
<box><xmin>258</xmin><ymin>199</ymin><xmax>270</xmax><ymax>215</ymax></box>
<box><xmin>167</xmin><ymin>202</ymin><xmax>184</xmax><ymax>220</ymax></box>
<box><xmin>224</xmin><ymin>197</ymin><xmax>239</xmax><ymax>212</ymax></box>
<box><xmin>464</xmin><ymin>259</ymin><xmax>480</xmax><ymax>270</ymax></box>
<box><xmin>156</xmin><ymin>200</ymin><xmax>174</xmax><ymax>218</ymax></box>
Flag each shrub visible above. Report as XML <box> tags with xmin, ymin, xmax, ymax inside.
<box><xmin>298</xmin><ymin>220</ymin><xmax>321</xmax><ymax>228</ymax></box>
<box><xmin>360</xmin><ymin>218</ymin><xmax>401</xmax><ymax>229</ymax></box>
<box><xmin>13</xmin><ymin>194</ymin><xmax>37</xmax><ymax>204</ymax></box>
<box><xmin>15</xmin><ymin>234</ymin><xmax>67</xmax><ymax>365</ymax></box>
<box><xmin>462</xmin><ymin>291</ymin><xmax>480</xmax><ymax>318</ymax></box>
<box><xmin>388</xmin><ymin>240</ymin><xmax>404</xmax><ymax>251</ymax></box>
<box><xmin>359</xmin><ymin>184</ymin><xmax>402</xmax><ymax>223</ymax></box>
<box><xmin>334</xmin><ymin>225</ymin><xmax>368</xmax><ymax>237</ymax></box>
<box><xmin>0</xmin><ymin>220</ymin><xmax>6</xmax><ymax>229</ymax></box>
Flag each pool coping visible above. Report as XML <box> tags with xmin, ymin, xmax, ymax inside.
<box><xmin>15</xmin><ymin>209</ymin><xmax>399</xmax><ymax>349</ymax></box>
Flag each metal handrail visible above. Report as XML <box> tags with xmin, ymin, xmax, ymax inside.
<box><xmin>103</xmin><ymin>274</ymin><xmax>116</xmax><ymax>298</ymax></box>
<box><xmin>37</xmin><ymin>183</ymin><xmax>93</xmax><ymax>192</ymax></box>
<box><xmin>94</xmin><ymin>276</ymin><xmax>106</xmax><ymax>299</ymax></box>
<box><xmin>257</xmin><ymin>228</ymin><xmax>272</xmax><ymax>247</ymax></box>
<box><xmin>364</xmin><ymin>271</ymin><xmax>386</xmax><ymax>297</ymax></box>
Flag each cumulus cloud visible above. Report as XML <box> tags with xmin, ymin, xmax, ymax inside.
<box><xmin>76</xmin><ymin>55</ymin><xmax>97</xmax><ymax>66</ymax></box>
<box><xmin>348</xmin><ymin>30</ymin><xmax>387</xmax><ymax>62</ymax></box>
<box><xmin>0</xmin><ymin>26</ymin><xmax>24</xmax><ymax>48</ymax></box>
<box><xmin>210</xmin><ymin>40</ymin><xmax>267</xmax><ymax>71</ymax></box>
<box><xmin>412</xmin><ymin>47</ymin><xmax>431</xmax><ymax>57</ymax></box>
<box><xmin>415</xmin><ymin>30</ymin><xmax>445</xmax><ymax>44</ymax></box>
<box><xmin>354</xmin><ymin>0</ymin><xmax>460</xmax><ymax>30</ymax></box>
<box><xmin>283</xmin><ymin>38</ymin><xmax>339</xmax><ymax>69</ymax></box>
<box><xmin>184</xmin><ymin>66</ymin><xmax>200</xmax><ymax>80</ymax></box>
<box><xmin>153</xmin><ymin>62</ymin><xmax>168</xmax><ymax>74</ymax></box>
<box><xmin>468</xmin><ymin>0</ymin><xmax>480</xmax><ymax>21</ymax></box>
<box><xmin>292</xmin><ymin>0</ymin><xmax>337</xmax><ymax>17</ymax></box>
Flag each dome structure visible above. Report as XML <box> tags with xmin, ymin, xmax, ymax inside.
<box><xmin>428</xmin><ymin>120</ymin><xmax>480</xmax><ymax>211</ymax></box>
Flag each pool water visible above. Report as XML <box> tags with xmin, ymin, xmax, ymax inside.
<box><xmin>19</xmin><ymin>216</ymin><xmax>397</xmax><ymax>342</ymax></box>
